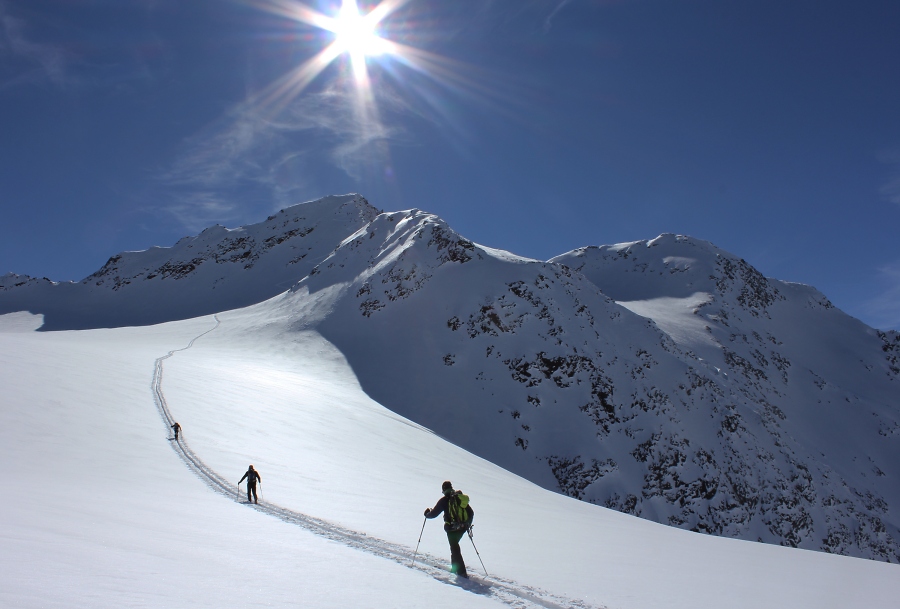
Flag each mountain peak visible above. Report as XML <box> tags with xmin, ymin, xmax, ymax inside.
<box><xmin>0</xmin><ymin>194</ymin><xmax>380</xmax><ymax>330</ymax></box>
<box><xmin>274</xmin><ymin>218</ymin><xmax>900</xmax><ymax>562</ymax></box>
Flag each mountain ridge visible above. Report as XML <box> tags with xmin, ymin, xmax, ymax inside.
<box><xmin>0</xmin><ymin>194</ymin><xmax>379</xmax><ymax>330</ymax></box>
<box><xmin>2</xmin><ymin>195</ymin><xmax>897</xmax><ymax>561</ymax></box>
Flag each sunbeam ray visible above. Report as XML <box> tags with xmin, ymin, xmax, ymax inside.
<box><xmin>253</xmin><ymin>41</ymin><xmax>344</xmax><ymax>114</ymax></box>
<box><xmin>238</xmin><ymin>0</ymin><xmax>514</xmax><ymax>179</ymax></box>
<box><xmin>244</xmin><ymin>0</ymin><xmax>337</xmax><ymax>32</ymax></box>
<box><xmin>362</xmin><ymin>0</ymin><xmax>414</xmax><ymax>27</ymax></box>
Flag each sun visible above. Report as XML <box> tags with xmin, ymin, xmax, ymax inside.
<box><xmin>245</xmin><ymin>0</ymin><xmax>498</xmax><ymax>185</ymax></box>
<box><xmin>331</xmin><ymin>0</ymin><xmax>393</xmax><ymax>83</ymax></box>
<box><xmin>250</xmin><ymin>0</ymin><xmax>403</xmax><ymax>95</ymax></box>
<box><xmin>248</xmin><ymin>0</ymin><xmax>489</xmax><ymax>128</ymax></box>
<box><xmin>333</xmin><ymin>1</ymin><xmax>390</xmax><ymax>59</ymax></box>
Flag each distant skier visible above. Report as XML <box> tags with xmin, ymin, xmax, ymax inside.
<box><xmin>239</xmin><ymin>465</ymin><xmax>262</xmax><ymax>504</ymax></box>
<box><xmin>171</xmin><ymin>422</ymin><xmax>181</xmax><ymax>441</ymax></box>
<box><xmin>424</xmin><ymin>480</ymin><xmax>474</xmax><ymax>578</ymax></box>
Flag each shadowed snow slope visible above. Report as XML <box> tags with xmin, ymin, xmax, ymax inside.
<box><xmin>1</xmin><ymin>308</ymin><xmax>898</xmax><ymax>609</ymax></box>
<box><xmin>2</xmin><ymin>199</ymin><xmax>898</xmax><ymax>563</ymax></box>
<box><xmin>291</xmin><ymin>214</ymin><xmax>900</xmax><ymax>561</ymax></box>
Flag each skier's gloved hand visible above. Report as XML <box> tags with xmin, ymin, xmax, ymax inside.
<box><xmin>424</xmin><ymin>508</ymin><xmax>431</xmax><ymax>516</ymax></box>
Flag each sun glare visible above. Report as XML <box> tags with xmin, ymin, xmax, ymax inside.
<box><xmin>249</xmin><ymin>0</ymin><xmax>494</xmax><ymax>145</ymax></box>
<box><xmin>243</xmin><ymin>0</ymin><xmax>509</xmax><ymax>191</ymax></box>
<box><xmin>334</xmin><ymin>1</ymin><xmax>389</xmax><ymax>58</ymax></box>
<box><xmin>331</xmin><ymin>0</ymin><xmax>392</xmax><ymax>83</ymax></box>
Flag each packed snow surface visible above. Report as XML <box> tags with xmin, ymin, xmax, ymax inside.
<box><xmin>1</xmin><ymin>306</ymin><xmax>897</xmax><ymax>609</ymax></box>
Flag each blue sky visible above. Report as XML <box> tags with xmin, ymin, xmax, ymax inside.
<box><xmin>1</xmin><ymin>0</ymin><xmax>898</xmax><ymax>330</ymax></box>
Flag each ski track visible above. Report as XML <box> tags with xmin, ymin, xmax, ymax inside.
<box><xmin>152</xmin><ymin>316</ymin><xmax>603</xmax><ymax>609</ymax></box>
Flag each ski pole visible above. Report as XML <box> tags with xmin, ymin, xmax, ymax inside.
<box><xmin>411</xmin><ymin>517</ymin><xmax>427</xmax><ymax>567</ymax></box>
<box><xmin>467</xmin><ymin>527</ymin><xmax>488</xmax><ymax>576</ymax></box>
<box><xmin>236</xmin><ymin>482</ymin><xmax>241</xmax><ymax>502</ymax></box>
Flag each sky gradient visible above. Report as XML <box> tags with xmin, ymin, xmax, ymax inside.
<box><xmin>1</xmin><ymin>0</ymin><xmax>899</xmax><ymax>329</ymax></box>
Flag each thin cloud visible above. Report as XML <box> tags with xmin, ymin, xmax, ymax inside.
<box><xmin>162</xmin><ymin>113</ymin><xmax>269</xmax><ymax>189</ymax></box>
<box><xmin>164</xmin><ymin>194</ymin><xmax>241</xmax><ymax>233</ymax></box>
<box><xmin>279</xmin><ymin>83</ymin><xmax>404</xmax><ymax>178</ymax></box>
<box><xmin>156</xmin><ymin>112</ymin><xmax>294</xmax><ymax>228</ymax></box>
<box><xmin>156</xmin><ymin>80</ymin><xmax>409</xmax><ymax>228</ymax></box>
<box><xmin>0</xmin><ymin>3</ymin><xmax>67</xmax><ymax>87</ymax></box>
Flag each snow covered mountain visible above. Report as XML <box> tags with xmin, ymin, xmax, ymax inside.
<box><xmin>288</xmin><ymin>211</ymin><xmax>900</xmax><ymax>562</ymax></box>
<box><xmin>548</xmin><ymin>237</ymin><xmax>900</xmax><ymax>558</ymax></box>
<box><xmin>2</xmin><ymin>196</ymin><xmax>897</xmax><ymax>563</ymax></box>
<box><xmin>0</xmin><ymin>194</ymin><xmax>379</xmax><ymax>330</ymax></box>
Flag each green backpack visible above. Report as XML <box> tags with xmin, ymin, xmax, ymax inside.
<box><xmin>448</xmin><ymin>491</ymin><xmax>470</xmax><ymax>525</ymax></box>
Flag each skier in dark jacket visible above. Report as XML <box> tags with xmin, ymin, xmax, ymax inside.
<box><xmin>171</xmin><ymin>422</ymin><xmax>181</xmax><ymax>441</ymax></box>
<box><xmin>424</xmin><ymin>480</ymin><xmax>474</xmax><ymax>578</ymax></box>
<box><xmin>239</xmin><ymin>465</ymin><xmax>261</xmax><ymax>504</ymax></box>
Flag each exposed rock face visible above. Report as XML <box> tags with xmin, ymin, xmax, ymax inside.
<box><xmin>0</xmin><ymin>274</ymin><xmax>54</xmax><ymax>291</ymax></box>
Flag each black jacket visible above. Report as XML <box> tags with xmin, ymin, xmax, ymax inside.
<box><xmin>239</xmin><ymin>468</ymin><xmax>261</xmax><ymax>485</ymax></box>
<box><xmin>426</xmin><ymin>493</ymin><xmax>474</xmax><ymax>531</ymax></box>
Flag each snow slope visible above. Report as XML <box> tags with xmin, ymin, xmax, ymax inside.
<box><xmin>292</xmin><ymin>213</ymin><xmax>900</xmax><ymax>561</ymax></box>
<box><xmin>2</xmin><ymin>197</ymin><xmax>898</xmax><ymax>563</ymax></box>
<box><xmin>2</xmin><ymin>307</ymin><xmax>898</xmax><ymax>609</ymax></box>
<box><xmin>0</xmin><ymin>313</ymin><xmax>497</xmax><ymax>609</ymax></box>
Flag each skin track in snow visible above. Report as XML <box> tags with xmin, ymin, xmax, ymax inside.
<box><xmin>150</xmin><ymin>314</ymin><xmax>600</xmax><ymax>609</ymax></box>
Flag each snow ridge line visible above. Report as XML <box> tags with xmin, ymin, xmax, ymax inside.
<box><xmin>151</xmin><ymin>317</ymin><xmax>602</xmax><ymax>609</ymax></box>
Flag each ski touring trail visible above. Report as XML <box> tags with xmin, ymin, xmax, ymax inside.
<box><xmin>151</xmin><ymin>316</ymin><xmax>604</xmax><ymax>609</ymax></box>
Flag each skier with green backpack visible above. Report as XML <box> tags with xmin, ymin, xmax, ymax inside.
<box><xmin>424</xmin><ymin>480</ymin><xmax>474</xmax><ymax>578</ymax></box>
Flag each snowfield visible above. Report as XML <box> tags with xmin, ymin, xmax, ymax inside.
<box><xmin>2</xmin><ymin>306</ymin><xmax>897</xmax><ymax>609</ymax></box>
<box><xmin>5</xmin><ymin>196</ymin><xmax>899</xmax><ymax>561</ymax></box>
